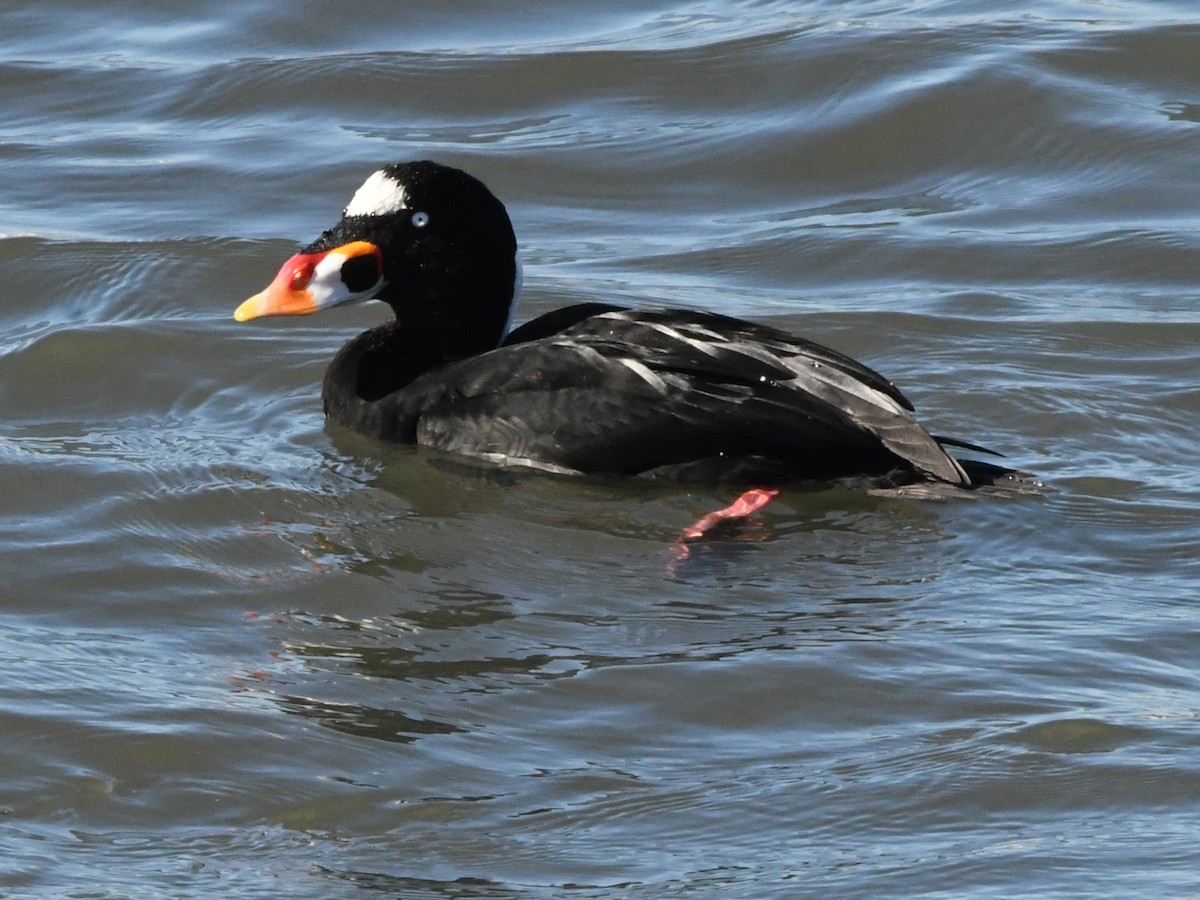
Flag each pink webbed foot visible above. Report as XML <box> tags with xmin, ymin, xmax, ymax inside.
<box><xmin>673</xmin><ymin>487</ymin><xmax>781</xmax><ymax>563</ymax></box>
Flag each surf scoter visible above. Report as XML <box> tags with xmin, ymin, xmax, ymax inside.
<box><xmin>235</xmin><ymin>161</ymin><xmax>1014</xmax><ymax>506</ymax></box>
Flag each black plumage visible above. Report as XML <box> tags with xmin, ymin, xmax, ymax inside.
<box><xmin>239</xmin><ymin>160</ymin><xmax>1017</xmax><ymax>489</ymax></box>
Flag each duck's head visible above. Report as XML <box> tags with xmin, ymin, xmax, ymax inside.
<box><xmin>235</xmin><ymin>161</ymin><xmax>520</xmax><ymax>351</ymax></box>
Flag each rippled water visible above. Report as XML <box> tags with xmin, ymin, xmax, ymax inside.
<box><xmin>2</xmin><ymin>1</ymin><xmax>1199</xmax><ymax>896</ymax></box>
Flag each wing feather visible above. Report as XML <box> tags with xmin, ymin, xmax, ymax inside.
<box><xmin>396</xmin><ymin>306</ymin><xmax>968</xmax><ymax>484</ymax></box>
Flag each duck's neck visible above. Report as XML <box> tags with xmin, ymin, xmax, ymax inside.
<box><xmin>337</xmin><ymin>290</ymin><xmax>516</xmax><ymax>403</ymax></box>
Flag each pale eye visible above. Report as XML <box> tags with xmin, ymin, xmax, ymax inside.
<box><xmin>411</xmin><ymin>211</ymin><xmax>430</xmax><ymax>228</ymax></box>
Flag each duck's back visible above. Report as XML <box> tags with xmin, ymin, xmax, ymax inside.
<box><xmin>325</xmin><ymin>305</ymin><xmax>970</xmax><ymax>484</ymax></box>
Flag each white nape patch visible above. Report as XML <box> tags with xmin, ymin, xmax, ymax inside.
<box><xmin>500</xmin><ymin>253</ymin><xmax>523</xmax><ymax>342</ymax></box>
<box><xmin>344</xmin><ymin>169</ymin><xmax>408</xmax><ymax>218</ymax></box>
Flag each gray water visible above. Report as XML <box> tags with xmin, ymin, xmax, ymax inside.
<box><xmin>2</xmin><ymin>1</ymin><xmax>1199</xmax><ymax>896</ymax></box>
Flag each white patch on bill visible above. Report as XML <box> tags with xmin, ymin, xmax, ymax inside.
<box><xmin>344</xmin><ymin>169</ymin><xmax>408</xmax><ymax>217</ymax></box>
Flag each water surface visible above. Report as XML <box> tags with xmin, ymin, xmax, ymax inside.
<box><xmin>2</xmin><ymin>1</ymin><xmax>1199</xmax><ymax>896</ymax></box>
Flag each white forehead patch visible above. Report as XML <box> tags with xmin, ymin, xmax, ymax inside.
<box><xmin>344</xmin><ymin>169</ymin><xmax>408</xmax><ymax>218</ymax></box>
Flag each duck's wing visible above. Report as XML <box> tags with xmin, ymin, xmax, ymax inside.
<box><xmin>403</xmin><ymin>306</ymin><xmax>970</xmax><ymax>484</ymax></box>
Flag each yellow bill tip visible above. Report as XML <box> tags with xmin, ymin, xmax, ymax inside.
<box><xmin>233</xmin><ymin>293</ymin><xmax>263</xmax><ymax>322</ymax></box>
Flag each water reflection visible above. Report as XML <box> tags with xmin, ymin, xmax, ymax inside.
<box><xmin>316</xmin><ymin>867</ymin><xmax>522</xmax><ymax>898</ymax></box>
<box><xmin>274</xmin><ymin>694</ymin><xmax>461</xmax><ymax>744</ymax></box>
<box><xmin>246</xmin><ymin>563</ymin><xmax>921</xmax><ymax>746</ymax></box>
